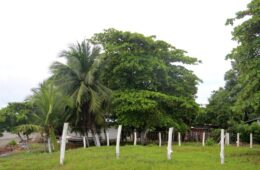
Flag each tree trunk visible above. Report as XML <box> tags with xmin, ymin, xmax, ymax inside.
<box><xmin>17</xmin><ymin>133</ymin><xmax>24</xmax><ymax>142</ymax></box>
<box><xmin>85</xmin><ymin>132</ymin><xmax>90</xmax><ymax>147</ymax></box>
<box><xmin>140</xmin><ymin>130</ymin><xmax>148</xmax><ymax>145</ymax></box>
<box><xmin>91</xmin><ymin>128</ymin><xmax>100</xmax><ymax>147</ymax></box>
<box><xmin>26</xmin><ymin>134</ymin><xmax>29</xmax><ymax>141</ymax></box>
<box><xmin>103</xmin><ymin>129</ymin><xmax>107</xmax><ymax>144</ymax></box>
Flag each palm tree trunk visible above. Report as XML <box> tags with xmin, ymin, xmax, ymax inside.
<box><xmin>103</xmin><ymin>128</ymin><xmax>107</xmax><ymax>145</ymax></box>
<box><xmin>91</xmin><ymin>128</ymin><xmax>100</xmax><ymax>147</ymax></box>
<box><xmin>86</xmin><ymin>132</ymin><xmax>90</xmax><ymax>147</ymax></box>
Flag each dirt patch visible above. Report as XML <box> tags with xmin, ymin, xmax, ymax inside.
<box><xmin>0</xmin><ymin>145</ymin><xmax>24</xmax><ymax>157</ymax></box>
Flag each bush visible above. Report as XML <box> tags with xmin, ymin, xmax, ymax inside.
<box><xmin>8</xmin><ymin>140</ymin><xmax>17</xmax><ymax>146</ymax></box>
<box><xmin>205</xmin><ymin>137</ymin><xmax>215</xmax><ymax>146</ymax></box>
<box><xmin>210</xmin><ymin>129</ymin><xmax>221</xmax><ymax>142</ymax></box>
<box><xmin>236</xmin><ymin>122</ymin><xmax>260</xmax><ymax>143</ymax></box>
<box><xmin>250</xmin><ymin>122</ymin><xmax>260</xmax><ymax>143</ymax></box>
<box><xmin>209</xmin><ymin>123</ymin><xmax>260</xmax><ymax>144</ymax></box>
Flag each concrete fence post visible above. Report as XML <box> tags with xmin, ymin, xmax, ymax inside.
<box><xmin>250</xmin><ymin>133</ymin><xmax>253</xmax><ymax>148</ymax></box>
<box><xmin>202</xmin><ymin>132</ymin><xmax>205</xmax><ymax>147</ymax></box>
<box><xmin>167</xmin><ymin>127</ymin><xmax>173</xmax><ymax>160</ymax></box>
<box><xmin>158</xmin><ymin>132</ymin><xmax>162</xmax><ymax>147</ymax></box>
<box><xmin>178</xmin><ymin>132</ymin><xmax>181</xmax><ymax>146</ymax></box>
<box><xmin>220</xmin><ymin>129</ymin><xmax>225</xmax><ymax>165</ymax></box>
<box><xmin>237</xmin><ymin>133</ymin><xmax>240</xmax><ymax>147</ymax></box>
<box><xmin>116</xmin><ymin>125</ymin><xmax>122</xmax><ymax>159</ymax></box>
<box><xmin>60</xmin><ymin>123</ymin><xmax>69</xmax><ymax>165</ymax></box>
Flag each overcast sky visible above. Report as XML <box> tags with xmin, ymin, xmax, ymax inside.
<box><xmin>0</xmin><ymin>0</ymin><xmax>250</xmax><ymax>108</ymax></box>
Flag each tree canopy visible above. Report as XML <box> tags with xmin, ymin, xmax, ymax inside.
<box><xmin>205</xmin><ymin>0</ymin><xmax>260</xmax><ymax>127</ymax></box>
<box><xmin>91</xmin><ymin>28</ymin><xmax>201</xmax><ymax>131</ymax></box>
<box><xmin>225</xmin><ymin>0</ymin><xmax>260</xmax><ymax>119</ymax></box>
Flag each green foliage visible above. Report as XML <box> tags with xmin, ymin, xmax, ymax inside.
<box><xmin>205</xmin><ymin>137</ymin><xmax>215</xmax><ymax>146</ymax></box>
<box><xmin>210</xmin><ymin>129</ymin><xmax>221</xmax><ymax>142</ymax></box>
<box><xmin>205</xmin><ymin>88</ymin><xmax>241</xmax><ymax>128</ymax></box>
<box><xmin>8</xmin><ymin>140</ymin><xmax>17</xmax><ymax>146</ymax></box>
<box><xmin>14</xmin><ymin>124</ymin><xmax>42</xmax><ymax>134</ymax></box>
<box><xmin>206</xmin><ymin>0</ymin><xmax>259</xmax><ymax>126</ymax></box>
<box><xmin>91</xmin><ymin>29</ymin><xmax>201</xmax><ymax>130</ymax></box>
<box><xmin>250</xmin><ymin>122</ymin><xmax>260</xmax><ymax>143</ymax></box>
<box><xmin>29</xmin><ymin>81</ymin><xmax>71</xmax><ymax>132</ymax></box>
<box><xmin>0</xmin><ymin>102</ymin><xmax>35</xmax><ymax>136</ymax></box>
<box><xmin>50</xmin><ymin>40</ymin><xmax>111</xmax><ymax>135</ymax></box>
<box><xmin>112</xmin><ymin>90</ymin><xmax>198</xmax><ymax>130</ymax></box>
<box><xmin>28</xmin><ymin>81</ymin><xmax>72</xmax><ymax>151</ymax></box>
<box><xmin>236</xmin><ymin>123</ymin><xmax>260</xmax><ymax>143</ymax></box>
<box><xmin>91</xmin><ymin>29</ymin><xmax>201</xmax><ymax>97</ymax></box>
<box><xmin>224</xmin><ymin>0</ymin><xmax>260</xmax><ymax>120</ymax></box>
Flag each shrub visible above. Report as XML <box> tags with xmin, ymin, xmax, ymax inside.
<box><xmin>236</xmin><ymin>123</ymin><xmax>260</xmax><ymax>143</ymax></box>
<box><xmin>250</xmin><ymin>122</ymin><xmax>260</xmax><ymax>143</ymax></box>
<box><xmin>8</xmin><ymin>140</ymin><xmax>17</xmax><ymax>146</ymax></box>
<box><xmin>210</xmin><ymin>129</ymin><xmax>221</xmax><ymax>142</ymax></box>
<box><xmin>205</xmin><ymin>137</ymin><xmax>215</xmax><ymax>146</ymax></box>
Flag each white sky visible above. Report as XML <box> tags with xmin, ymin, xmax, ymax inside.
<box><xmin>0</xmin><ymin>0</ymin><xmax>250</xmax><ymax>108</ymax></box>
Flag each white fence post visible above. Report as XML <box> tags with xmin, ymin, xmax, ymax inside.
<box><xmin>178</xmin><ymin>132</ymin><xmax>181</xmax><ymax>146</ymax></box>
<box><xmin>202</xmin><ymin>132</ymin><xmax>205</xmax><ymax>147</ymax></box>
<box><xmin>47</xmin><ymin>137</ymin><xmax>52</xmax><ymax>153</ymax></box>
<box><xmin>95</xmin><ymin>134</ymin><xmax>101</xmax><ymax>147</ymax></box>
<box><xmin>158</xmin><ymin>132</ymin><xmax>162</xmax><ymax>147</ymax></box>
<box><xmin>60</xmin><ymin>123</ymin><xmax>69</xmax><ymax>165</ymax></box>
<box><xmin>167</xmin><ymin>127</ymin><xmax>173</xmax><ymax>160</ymax></box>
<box><xmin>227</xmin><ymin>133</ymin><xmax>230</xmax><ymax>145</ymax></box>
<box><xmin>237</xmin><ymin>133</ymin><xmax>240</xmax><ymax>147</ymax></box>
<box><xmin>83</xmin><ymin>136</ymin><xmax>86</xmax><ymax>148</ymax></box>
<box><xmin>225</xmin><ymin>132</ymin><xmax>230</xmax><ymax>146</ymax></box>
<box><xmin>220</xmin><ymin>129</ymin><xmax>225</xmax><ymax>165</ymax></box>
<box><xmin>134</xmin><ymin>131</ymin><xmax>137</xmax><ymax>146</ymax></box>
<box><xmin>106</xmin><ymin>132</ymin><xmax>110</xmax><ymax>146</ymax></box>
<box><xmin>116</xmin><ymin>125</ymin><xmax>122</xmax><ymax>159</ymax></box>
<box><xmin>250</xmin><ymin>133</ymin><xmax>253</xmax><ymax>148</ymax></box>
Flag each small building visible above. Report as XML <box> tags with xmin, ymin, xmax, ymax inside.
<box><xmin>184</xmin><ymin>124</ymin><xmax>216</xmax><ymax>141</ymax></box>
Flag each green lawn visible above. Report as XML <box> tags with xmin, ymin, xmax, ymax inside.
<box><xmin>0</xmin><ymin>144</ymin><xmax>259</xmax><ymax>170</ymax></box>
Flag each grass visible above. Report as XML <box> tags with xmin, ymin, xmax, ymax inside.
<box><xmin>0</xmin><ymin>143</ymin><xmax>259</xmax><ymax>170</ymax></box>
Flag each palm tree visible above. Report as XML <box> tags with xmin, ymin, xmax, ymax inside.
<box><xmin>50</xmin><ymin>40</ymin><xmax>111</xmax><ymax>146</ymax></box>
<box><xmin>28</xmin><ymin>81</ymin><xmax>72</xmax><ymax>152</ymax></box>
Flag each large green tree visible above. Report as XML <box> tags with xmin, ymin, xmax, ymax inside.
<box><xmin>0</xmin><ymin>102</ymin><xmax>35</xmax><ymax>141</ymax></box>
<box><xmin>50</xmin><ymin>40</ymin><xmax>111</xmax><ymax>146</ymax></box>
<box><xmin>225</xmin><ymin>0</ymin><xmax>260</xmax><ymax>120</ymax></box>
<box><xmin>91</xmin><ymin>29</ymin><xmax>201</xmax><ymax>137</ymax></box>
<box><xmin>205</xmin><ymin>88</ymin><xmax>241</xmax><ymax>128</ymax></box>
<box><xmin>205</xmin><ymin>0</ymin><xmax>259</xmax><ymax>127</ymax></box>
